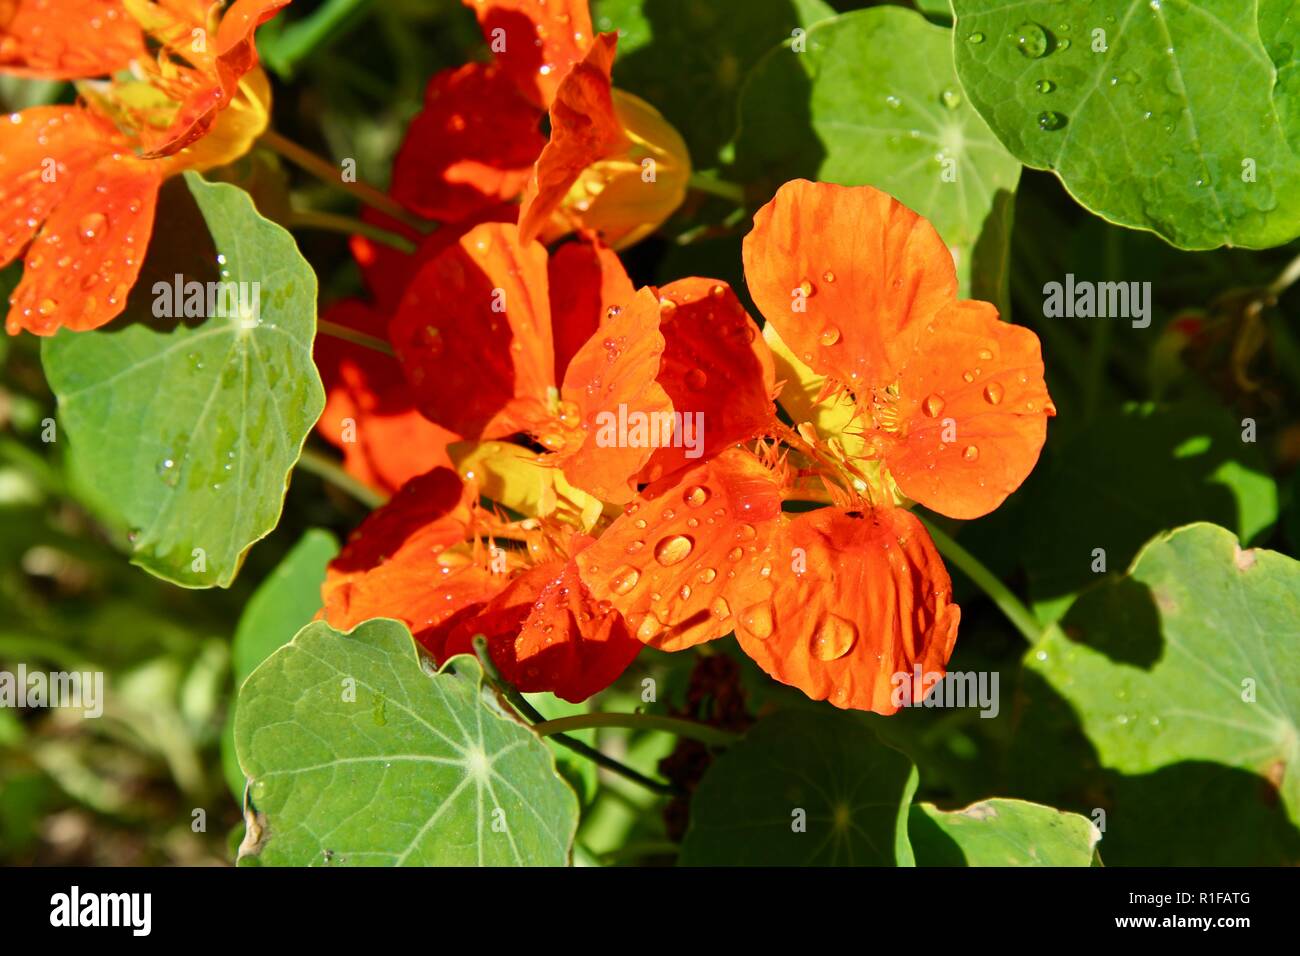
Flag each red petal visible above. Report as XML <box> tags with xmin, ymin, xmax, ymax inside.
<box><xmin>461</xmin><ymin>0</ymin><xmax>594</xmax><ymax>108</ymax></box>
<box><xmin>517</xmin><ymin>33</ymin><xmax>625</xmax><ymax>246</ymax></box>
<box><xmin>547</xmin><ymin>237</ymin><xmax>634</xmax><ymax>385</ymax></box>
<box><xmin>391</xmin><ymin>63</ymin><xmax>544</xmax><ymax>221</ymax></box>
<box><xmin>7</xmin><ymin>152</ymin><xmax>159</xmax><ymax>335</ymax></box>
<box><xmin>740</xmin><ymin>506</ymin><xmax>960</xmax><ymax>714</ymax></box>
<box><xmin>743</xmin><ymin>179</ymin><xmax>957</xmax><ymax>392</ymax></box>
<box><xmin>322</xmin><ymin>468</ymin><xmax>507</xmax><ymax>660</ymax></box>
<box><xmin>881</xmin><ymin>299</ymin><xmax>1055</xmax><ymax>519</ymax></box>
<box><xmin>391</xmin><ymin>221</ymin><xmax>556</xmax><ymax>439</ymax></box>
<box><xmin>445</xmin><ymin>553</ymin><xmax>641</xmax><ymax>703</ymax></box>
<box><xmin>575</xmin><ymin>448</ymin><xmax>785</xmax><ymax>651</ymax></box>
<box><xmin>0</xmin><ymin>1</ymin><xmax>144</xmax><ymax>78</ymax></box>
<box><xmin>555</xmin><ymin>287</ymin><xmax>671</xmax><ymax>503</ymax></box>
<box><xmin>639</xmin><ymin>278</ymin><xmax>777</xmax><ymax>481</ymax></box>
<box><xmin>316</xmin><ymin>300</ymin><xmax>455</xmax><ymax>494</ymax></box>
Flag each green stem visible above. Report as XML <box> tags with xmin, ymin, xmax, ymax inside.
<box><xmin>470</xmin><ymin>637</ymin><xmax>680</xmax><ymax>797</ymax></box>
<box><xmin>289</xmin><ymin>209</ymin><xmax>417</xmax><ymax>254</ymax></box>
<box><xmin>919</xmin><ymin>516</ymin><xmax>1051</xmax><ymax>646</ymax></box>
<box><xmin>259</xmin><ymin>128</ymin><xmax>431</xmax><ymax>233</ymax></box>
<box><xmin>688</xmin><ymin>171</ymin><xmax>746</xmax><ymax>205</ymax></box>
<box><xmin>261</xmin><ymin>0</ymin><xmax>373</xmax><ymax>77</ymax></box>
<box><xmin>296</xmin><ymin>447</ymin><xmax>387</xmax><ymax>509</ymax></box>
<box><xmin>1268</xmin><ymin>249</ymin><xmax>1300</xmax><ymax>298</ymax></box>
<box><xmin>317</xmin><ymin>319</ymin><xmax>395</xmax><ymax>356</ymax></box>
<box><xmin>532</xmin><ymin>712</ymin><xmax>740</xmax><ymax>748</ymax></box>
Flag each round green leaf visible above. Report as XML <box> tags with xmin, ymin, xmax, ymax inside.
<box><xmin>952</xmin><ymin>0</ymin><xmax>1300</xmax><ymax>249</ymax></box>
<box><xmin>680</xmin><ymin>709</ymin><xmax>918</xmax><ymax>866</ymax></box>
<box><xmin>735</xmin><ymin>6</ymin><xmax>1022</xmax><ymax>301</ymax></box>
<box><xmin>595</xmin><ymin>0</ymin><xmax>835</xmax><ymax>166</ymax></box>
<box><xmin>235</xmin><ymin>618</ymin><xmax>580</xmax><ymax>866</ymax></box>
<box><xmin>221</xmin><ymin>529</ymin><xmax>338</xmax><ymax>798</ymax></box>
<box><xmin>1030</xmin><ymin>523</ymin><xmax>1300</xmax><ymax>826</ymax></box>
<box><xmin>41</xmin><ymin>173</ymin><xmax>325</xmax><ymax>588</ymax></box>
<box><xmin>910</xmin><ymin>798</ymin><xmax>1101</xmax><ymax>866</ymax></box>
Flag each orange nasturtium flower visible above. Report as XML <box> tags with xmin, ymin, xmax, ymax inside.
<box><xmin>323</xmin><ymin>180</ymin><xmax>1052</xmax><ymax>712</ymax></box>
<box><xmin>390</xmin><ymin>0</ymin><xmax>690</xmax><ymax>249</ymax></box>
<box><xmin>0</xmin><ymin>0</ymin><xmax>289</xmax><ymax>335</ymax></box>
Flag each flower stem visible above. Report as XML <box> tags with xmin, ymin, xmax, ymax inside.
<box><xmin>688</xmin><ymin>171</ymin><xmax>746</xmax><ymax>205</ymax></box>
<box><xmin>1268</xmin><ymin>250</ymin><xmax>1300</xmax><ymax>298</ymax></box>
<box><xmin>918</xmin><ymin>515</ymin><xmax>1053</xmax><ymax>646</ymax></box>
<box><xmin>296</xmin><ymin>447</ymin><xmax>387</xmax><ymax>509</ymax></box>
<box><xmin>289</xmin><ymin>209</ymin><xmax>417</xmax><ymax>254</ymax></box>
<box><xmin>317</xmin><ymin>319</ymin><xmax>395</xmax><ymax>356</ymax></box>
<box><xmin>532</xmin><ymin>712</ymin><xmax>740</xmax><ymax>748</ymax></box>
<box><xmin>259</xmin><ymin>128</ymin><xmax>431</xmax><ymax>233</ymax></box>
<box><xmin>470</xmin><ymin>637</ymin><xmax>681</xmax><ymax>797</ymax></box>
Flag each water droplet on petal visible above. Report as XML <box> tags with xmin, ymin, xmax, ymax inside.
<box><xmin>983</xmin><ymin>382</ymin><xmax>1004</xmax><ymax>404</ymax></box>
<box><xmin>963</xmin><ymin>445</ymin><xmax>980</xmax><ymax>461</ymax></box>
<box><xmin>811</xmin><ymin>614</ymin><xmax>857</xmax><ymax>661</ymax></box>
<box><xmin>654</xmin><ymin>534</ymin><xmax>694</xmax><ymax>566</ymax></box>
<box><xmin>685</xmin><ymin>368</ymin><xmax>708</xmax><ymax>390</ymax></box>
<box><xmin>923</xmin><ymin>393</ymin><xmax>945</xmax><ymax>417</ymax></box>
<box><xmin>683</xmin><ymin>485</ymin><xmax>710</xmax><ymax>507</ymax></box>
<box><xmin>819</xmin><ymin>326</ymin><xmax>841</xmax><ymax>346</ymax></box>
<box><xmin>78</xmin><ymin>212</ymin><xmax>106</xmax><ymax>242</ymax></box>
<box><xmin>740</xmin><ymin>602</ymin><xmax>774</xmax><ymax>640</ymax></box>
<box><xmin>610</xmin><ymin>565</ymin><xmax>641</xmax><ymax>594</ymax></box>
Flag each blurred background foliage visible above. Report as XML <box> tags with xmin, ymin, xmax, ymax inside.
<box><xmin>1</xmin><ymin>0</ymin><xmax>1297</xmax><ymax>865</ymax></box>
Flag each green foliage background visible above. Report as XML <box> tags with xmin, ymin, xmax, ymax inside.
<box><xmin>1</xmin><ymin>0</ymin><xmax>1297</xmax><ymax>866</ymax></box>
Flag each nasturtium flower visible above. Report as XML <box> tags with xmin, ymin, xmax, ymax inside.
<box><xmin>1</xmin><ymin>0</ymin><xmax>287</xmax><ymax>335</ymax></box>
<box><xmin>391</xmin><ymin>0</ymin><xmax>689</xmax><ymax>249</ymax></box>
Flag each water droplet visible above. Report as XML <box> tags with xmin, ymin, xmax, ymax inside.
<box><xmin>726</xmin><ymin>546</ymin><xmax>743</xmax><ymax>561</ymax></box>
<box><xmin>983</xmin><ymin>382</ymin><xmax>1004</xmax><ymax>405</ymax></box>
<box><xmin>698</xmin><ymin>567</ymin><xmax>717</xmax><ymax>584</ymax></box>
<box><xmin>967</xmin><ymin>31</ymin><xmax>985</xmax><ymax>44</ymax></box>
<box><xmin>78</xmin><ymin>212</ymin><xmax>106</xmax><ymax>242</ymax></box>
<box><xmin>811</xmin><ymin>614</ymin><xmax>857</xmax><ymax>661</ymax></box>
<box><xmin>635</xmin><ymin>612</ymin><xmax>663</xmax><ymax>641</ymax></box>
<box><xmin>610</xmin><ymin>565</ymin><xmax>641</xmax><ymax>594</ymax></box>
<box><xmin>683</xmin><ymin>485</ymin><xmax>711</xmax><ymax>507</ymax></box>
<box><xmin>156</xmin><ymin>458</ymin><xmax>178</xmax><ymax>486</ymax></box>
<box><xmin>819</xmin><ymin>326</ymin><xmax>841</xmax><ymax>346</ymax></box>
<box><xmin>962</xmin><ymin>445</ymin><xmax>980</xmax><ymax>462</ymax></box>
<box><xmin>740</xmin><ymin>602</ymin><xmax>774</xmax><ymax>640</ymax></box>
<box><xmin>625</xmin><ymin>540</ymin><xmax>645</xmax><ymax>554</ymax></box>
<box><xmin>884</xmin><ymin>94</ymin><xmax>901</xmax><ymax>109</ymax></box>
<box><xmin>798</xmin><ymin>279</ymin><xmax>815</xmax><ymax>297</ymax></box>
<box><xmin>654</xmin><ymin>534</ymin><xmax>694</xmax><ymax>567</ymax></box>
<box><xmin>922</xmin><ymin>393</ymin><xmax>946</xmax><ymax>417</ymax></box>
<box><xmin>822</xmin><ymin>270</ymin><xmax>836</xmax><ymax>283</ymax></box>
<box><xmin>685</xmin><ymin>368</ymin><xmax>708</xmax><ymax>390</ymax></box>
<box><xmin>940</xmin><ymin>87</ymin><xmax>962</xmax><ymax>110</ymax></box>
<box><xmin>710</xmin><ymin>597</ymin><xmax>731</xmax><ymax>620</ymax></box>
<box><xmin>1035</xmin><ymin>78</ymin><xmax>1056</xmax><ymax>94</ymax></box>
<box><xmin>1037</xmin><ymin>110</ymin><xmax>1067</xmax><ymax>131</ymax></box>
<box><xmin>1014</xmin><ymin>21</ymin><xmax>1050</xmax><ymax>58</ymax></box>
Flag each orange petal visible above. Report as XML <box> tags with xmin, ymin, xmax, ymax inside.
<box><xmin>739</xmin><ymin>506</ymin><xmax>960</xmax><ymax>714</ymax></box>
<box><xmin>461</xmin><ymin>0</ymin><xmax>593</xmax><ymax>108</ymax></box>
<box><xmin>7</xmin><ymin>152</ymin><xmax>160</xmax><ymax>335</ymax></box>
<box><xmin>640</xmin><ymin>278</ymin><xmax>777</xmax><ymax>481</ymax></box>
<box><xmin>0</xmin><ymin>0</ymin><xmax>144</xmax><ymax>78</ymax></box>
<box><xmin>1</xmin><ymin>108</ymin><xmax>114</xmax><ymax>272</ymax></box>
<box><xmin>575</xmin><ymin>448</ymin><xmax>785</xmax><ymax>651</ymax></box>
<box><xmin>444</xmin><ymin>554</ymin><xmax>641</xmax><ymax>703</ymax></box>
<box><xmin>321</xmin><ymin>467</ymin><xmax>506</xmax><ymax>660</ymax></box>
<box><xmin>316</xmin><ymin>300</ymin><xmax>454</xmax><ymax>495</ymax></box>
<box><xmin>391</xmin><ymin>62</ymin><xmax>544</xmax><ymax>221</ymax></box>
<box><xmin>548</xmin><ymin>236</ymin><xmax>634</xmax><ymax>385</ymax></box>
<box><xmin>555</xmin><ymin>287</ymin><xmax>670</xmax><ymax>503</ymax></box>
<box><xmin>391</xmin><ymin>221</ymin><xmax>556</xmax><ymax>439</ymax></box>
<box><xmin>517</xmin><ymin>32</ymin><xmax>625</xmax><ymax>246</ymax></box>
<box><xmin>743</xmin><ymin>179</ymin><xmax>957</xmax><ymax>391</ymax></box>
<box><xmin>134</xmin><ymin>0</ymin><xmax>288</xmax><ymax>157</ymax></box>
<box><xmin>880</xmin><ymin>299</ymin><xmax>1055</xmax><ymax>519</ymax></box>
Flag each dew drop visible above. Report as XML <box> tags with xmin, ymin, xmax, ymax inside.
<box><xmin>683</xmin><ymin>485</ymin><xmax>711</xmax><ymax>507</ymax></box>
<box><xmin>78</xmin><ymin>212</ymin><xmax>107</xmax><ymax>242</ymax></box>
<box><xmin>819</xmin><ymin>326</ymin><xmax>841</xmax><ymax>346</ymax></box>
<box><xmin>967</xmin><ymin>31</ymin><xmax>985</xmax><ymax>44</ymax></box>
<box><xmin>685</xmin><ymin>367</ymin><xmax>708</xmax><ymax>390</ymax></box>
<box><xmin>654</xmin><ymin>534</ymin><xmax>694</xmax><ymax>567</ymax></box>
<box><xmin>610</xmin><ymin>565</ymin><xmax>641</xmax><ymax>594</ymax></box>
<box><xmin>698</xmin><ymin>567</ymin><xmax>717</xmax><ymax>584</ymax></box>
<box><xmin>963</xmin><ymin>445</ymin><xmax>980</xmax><ymax>462</ymax></box>
<box><xmin>1037</xmin><ymin>110</ymin><xmax>1068</xmax><ymax>131</ymax></box>
<box><xmin>811</xmin><ymin>614</ymin><xmax>857</xmax><ymax>661</ymax></box>
<box><xmin>710</xmin><ymin>597</ymin><xmax>731</xmax><ymax>620</ymax></box>
<box><xmin>798</xmin><ymin>279</ymin><xmax>814</xmax><ymax>297</ymax></box>
<box><xmin>822</xmin><ymin>270</ymin><xmax>835</xmax><ymax>283</ymax></box>
<box><xmin>740</xmin><ymin>602</ymin><xmax>774</xmax><ymax>640</ymax></box>
<box><xmin>1015</xmin><ymin>21</ymin><xmax>1049</xmax><ymax>58</ymax></box>
<box><xmin>983</xmin><ymin>381</ymin><xmax>1004</xmax><ymax>405</ymax></box>
<box><xmin>940</xmin><ymin>87</ymin><xmax>962</xmax><ymax>110</ymax></box>
<box><xmin>1035</xmin><ymin>78</ymin><xmax>1056</xmax><ymax>94</ymax></box>
<box><xmin>922</xmin><ymin>393</ymin><xmax>945</xmax><ymax>417</ymax></box>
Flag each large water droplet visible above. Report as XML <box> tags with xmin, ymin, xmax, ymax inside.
<box><xmin>923</xmin><ymin>393</ymin><xmax>946</xmax><ymax>417</ymax></box>
<box><xmin>610</xmin><ymin>565</ymin><xmax>641</xmax><ymax>594</ymax></box>
<box><xmin>1035</xmin><ymin>78</ymin><xmax>1056</xmax><ymax>94</ymax></box>
<box><xmin>1037</xmin><ymin>110</ymin><xmax>1068</xmax><ymax>131</ymax></box>
<box><xmin>983</xmin><ymin>381</ymin><xmax>1005</xmax><ymax>405</ymax></box>
<box><xmin>740</xmin><ymin>602</ymin><xmax>774</xmax><ymax>640</ymax></box>
<box><xmin>811</xmin><ymin>614</ymin><xmax>857</xmax><ymax>661</ymax></box>
<box><xmin>78</xmin><ymin>212</ymin><xmax>107</xmax><ymax>243</ymax></box>
<box><xmin>683</xmin><ymin>485</ymin><xmax>710</xmax><ymax>507</ymax></box>
<box><xmin>967</xmin><ymin>31</ymin><xmax>985</xmax><ymax>44</ymax></box>
<box><xmin>819</xmin><ymin>326</ymin><xmax>841</xmax><ymax>346</ymax></box>
<box><xmin>654</xmin><ymin>534</ymin><xmax>694</xmax><ymax>566</ymax></box>
<box><xmin>1015</xmin><ymin>21</ymin><xmax>1050</xmax><ymax>58</ymax></box>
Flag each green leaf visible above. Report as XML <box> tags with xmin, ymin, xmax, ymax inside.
<box><xmin>1029</xmin><ymin>523</ymin><xmax>1300</xmax><ymax>826</ymax></box>
<box><xmin>595</xmin><ymin>0</ymin><xmax>835</xmax><ymax>167</ymax></box>
<box><xmin>235</xmin><ymin>618</ymin><xmax>580</xmax><ymax>866</ymax></box>
<box><xmin>221</xmin><ymin>529</ymin><xmax>338</xmax><ymax>798</ymax></box>
<box><xmin>41</xmin><ymin>173</ymin><xmax>325</xmax><ymax>588</ymax></box>
<box><xmin>735</xmin><ymin>6</ymin><xmax>1022</xmax><ymax>301</ymax></box>
<box><xmin>1021</xmin><ymin>402</ymin><xmax>1277</xmax><ymax>612</ymax></box>
<box><xmin>679</xmin><ymin>709</ymin><xmax>918</xmax><ymax>865</ymax></box>
<box><xmin>910</xmin><ymin>798</ymin><xmax>1100</xmax><ymax>866</ymax></box>
<box><xmin>951</xmin><ymin>0</ymin><xmax>1300</xmax><ymax>249</ymax></box>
